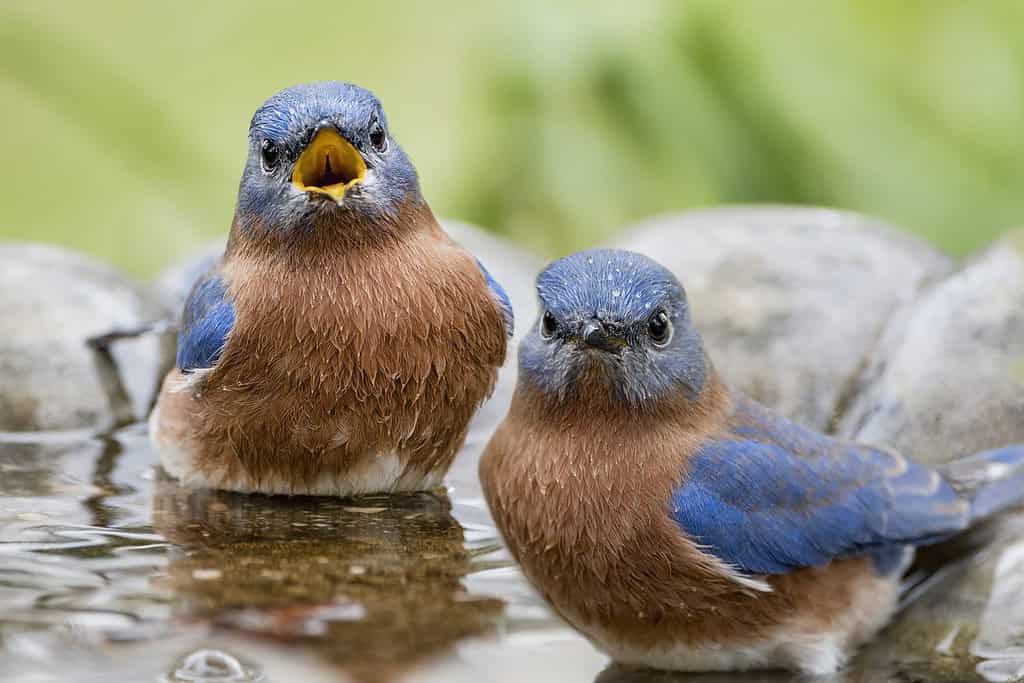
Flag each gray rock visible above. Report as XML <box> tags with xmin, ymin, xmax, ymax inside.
<box><xmin>442</xmin><ymin>220</ymin><xmax>542</xmax><ymax>342</ymax></box>
<box><xmin>840</xmin><ymin>232</ymin><xmax>1024</xmax><ymax>464</ymax></box>
<box><xmin>0</xmin><ymin>243</ymin><xmax>172</xmax><ymax>431</ymax></box>
<box><xmin>611</xmin><ymin>206</ymin><xmax>954</xmax><ymax>432</ymax></box>
<box><xmin>155</xmin><ymin>240</ymin><xmax>223</xmax><ymax>312</ymax></box>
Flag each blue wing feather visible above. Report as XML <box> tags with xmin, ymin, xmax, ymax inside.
<box><xmin>671</xmin><ymin>399</ymin><xmax>969</xmax><ymax>576</ymax></box>
<box><xmin>176</xmin><ymin>268</ymin><xmax>235</xmax><ymax>373</ymax></box>
<box><xmin>476</xmin><ymin>259</ymin><xmax>514</xmax><ymax>339</ymax></box>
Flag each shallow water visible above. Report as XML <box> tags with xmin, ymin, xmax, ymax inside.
<box><xmin>1</xmin><ymin>412</ymin><xmax>1023</xmax><ymax>682</ymax></box>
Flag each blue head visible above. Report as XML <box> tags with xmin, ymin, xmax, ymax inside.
<box><xmin>235</xmin><ymin>82</ymin><xmax>422</xmax><ymax>235</ymax></box>
<box><xmin>520</xmin><ymin>249</ymin><xmax>708</xmax><ymax>407</ymax></box>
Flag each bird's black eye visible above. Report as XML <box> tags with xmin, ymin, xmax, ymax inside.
<box><xmin>648</xmin><ymin>310</ymin><xmax>672</xmax><ymax>347</ymax></box>
<box><xmin>540</xmin><ymin>311</ymin><xmax>558</xmax><ymax>340</ymax></box>
<box><xmin>369</xmin><ymin>119</ymin><xmax>387</xmax><ymax>152</ymax></box>
<box><xmin>259</xmin><ymin>139</ymin><xmax>279</xmax><ymax>173</ymax></box>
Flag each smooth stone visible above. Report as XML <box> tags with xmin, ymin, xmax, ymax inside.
<box><xmin>840</xmin><ymin>231</ymin><xmax>1024</xmax><ymax>463</ymax></box>
<box><xmin>155</xmin><ymin>239</ymin><xmax>223</xmax><ymax>312</ymax></box>
<box><xmin>441</xmin><ymin>219</ymin><xmax>543</xmax><ymax>342</ymax></box>
<box><xmin>0</xmin><ymin>243</ymin><xmax>172</xmax><ymax>431</ymax></box>
<box><xmin>610</xmin><ymin>206</ymin><xmax>954</xmax><ymax>432</ymax></box>
<box><xmin>838</xmin><ymin>231</ymin><xmax>1024</xmax><ymax>680</ymax></box>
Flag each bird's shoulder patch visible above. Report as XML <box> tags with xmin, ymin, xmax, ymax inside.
<box><xmin>476</xmin><ymin>258</ymin><xmax>514</xmax><ymax>339</ymax></box>
<box><xmin>176</xmin><ymin>266</ymin><xmax>236</xmax><ymax>374</ymax></box>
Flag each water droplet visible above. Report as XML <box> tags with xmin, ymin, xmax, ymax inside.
<box><xmin>165</xmin><ymin>649</ymin><xmax>264</xmax><ymax>682</ymax></box>
<box><xmin>611</xmin><ymin>289</ymin><xmax>621</xmax><ymax>298</ymax></box>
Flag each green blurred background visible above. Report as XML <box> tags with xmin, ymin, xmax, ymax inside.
<box><xmin>3</xmin><ymin>1</ymin><xmax>1024</xmax><ymax>276</ymax></box>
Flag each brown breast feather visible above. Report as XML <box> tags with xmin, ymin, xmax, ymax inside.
<box><xmin>162</xmin><ymin>204</ymin><xmax>507</xmax><ymax>490</ymax></box>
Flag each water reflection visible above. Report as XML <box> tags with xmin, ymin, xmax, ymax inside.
<box><xmin>595</xmin><ymin>665</ymin><xmax>835</xmax><ymax>683</ymax></box>
<box><xmin>1</xmin><ymin>425</ymin><xmax>1023</xmax><ymax>683</ymax></box>
<box><xmin>83</xmin><ymin>437</ymin><xmax>130</xmax><ymax>528</ymax></box>
<box><xmin>971</xmin><ymin>538</ymin><xmax>1024</xmax><ymax>681</ymax></box>
<box><xmin>152</xmin><ymin>478</ymin><xmax>503</xmax><ymax>681</ymax></box>
<box><xmin>0</xmin><ymin>438</ymin><xmax>102</xmax><ymax>499</ymax></box>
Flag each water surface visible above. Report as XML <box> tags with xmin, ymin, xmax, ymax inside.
<box><xmin>1</xmin><ymin>417</ymin><xmax>1022</xmax><ymax>683</ymax></box>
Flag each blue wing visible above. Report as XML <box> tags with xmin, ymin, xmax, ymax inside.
<box><xmin>176</xmin><ymin>266</ymin><xmax>236</xmax><ymax>373</ymax></box>
<box><xmin>476</xmin><ymin>259</ymin><xmax>514</xmax><ymax>339</ymax></box>
<box><xmin>671</xmin><ymin>398</ymin><xmax>969</xmax><ymax>576</ymax></box>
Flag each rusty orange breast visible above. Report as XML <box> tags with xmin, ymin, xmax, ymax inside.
<box><xmin>480</xmin><ymin>378</ymin><xmax>891</xmax><ymax>652</ymax></box>
<box><xmin>176</xmin><ymin>213</ymin><xmax>507</xmax><ymax>492</ymax></box>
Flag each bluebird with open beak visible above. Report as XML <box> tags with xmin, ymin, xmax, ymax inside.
<box><xmin>151</xmin><ymin>82</ymin><xmax>512</xmax><ymax>496</ymax></box>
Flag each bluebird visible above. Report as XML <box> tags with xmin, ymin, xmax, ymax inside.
<box><xmin>480</xmin><ymin>248</ymin><xmax>1024</xmax><ymax>675</ymax></box>
<box><xmin>151</xmin><ymin>82</ymin><xmax>512</xmax><ymax>496</ymax></box>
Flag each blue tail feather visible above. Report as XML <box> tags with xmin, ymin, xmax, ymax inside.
<box><xmin>944</xmin><ymin>445</ymin><xmax>1024</xmax><ymax>521</ymax></box>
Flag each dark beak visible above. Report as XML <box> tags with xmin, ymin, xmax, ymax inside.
<box><xmin>581</xmin><ymin>320</ymin><xmax>626</xmax><ymax>354</ymax></box>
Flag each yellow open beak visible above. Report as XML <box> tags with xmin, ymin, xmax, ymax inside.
<box><xmin>292</xmin><ymin>128</ymin><xmax>367</xmax><ymax>201</ymax></box>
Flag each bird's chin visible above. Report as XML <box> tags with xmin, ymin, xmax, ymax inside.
<box><xmin>577</xmin><ymin>346</ymin><xmax>625</xmax><ymax>368</ymax></box>
<box><xmin>302</xmin><ymin>188</ymin><xmax>368</xmax><ymax>215</ymax></box>
<box><xmin>570</xmin><ymin>352</ymin><xmax>626</xmax><ymax>388</ymax></box>
<box><xmin>298</xmin><ymin>188</ymin><xmax>397</xmax><ymax>229</ymax></box>
<box><xmin>305</xmin><ymin>192</ymin><xmax>348</xmax><ymax>209</ymax></box>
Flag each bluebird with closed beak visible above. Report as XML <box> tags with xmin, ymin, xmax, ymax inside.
<box><xmin>480</xmin><ymin>249</ymin><xmax>1024</xmax><ymax>675</ymax></box>
<box><xmin>151</xmin><ymin>82</ymin><xmax>512</xmax><ymax>496</ymax></box>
